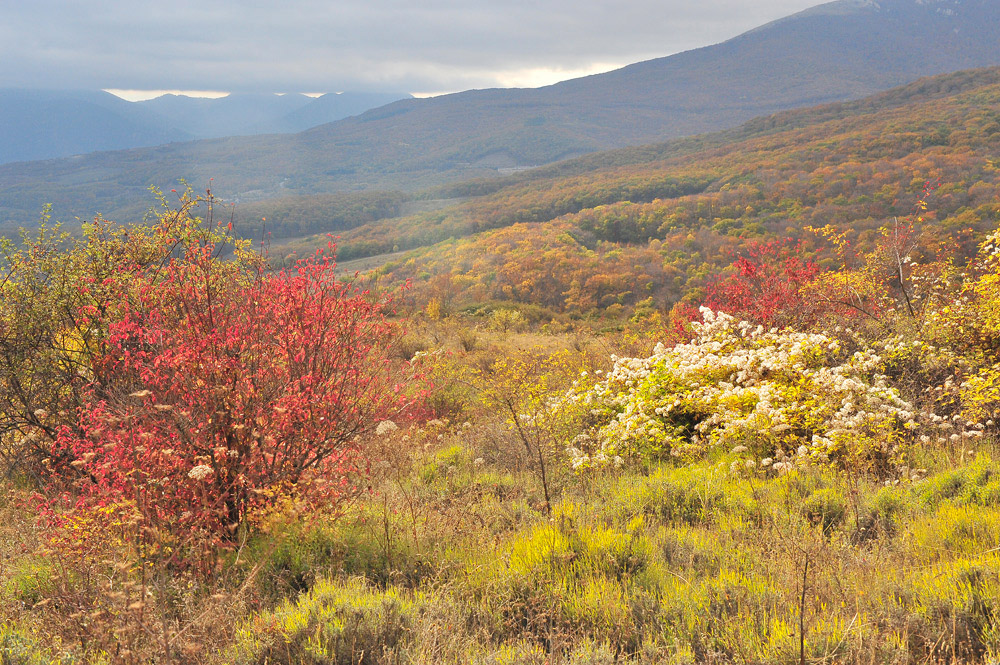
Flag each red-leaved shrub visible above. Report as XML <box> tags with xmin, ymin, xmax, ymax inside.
<box><xmin>705</xmin><ymin>239</ymin><xmax>820</xmax><ymax>327</ymax></box>
<box><xmin>50</xmin><ymin>243</ymin><xmax>404</xmax><ymax>545</ymax></box>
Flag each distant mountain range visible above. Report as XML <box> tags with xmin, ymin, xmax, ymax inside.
<box><xmin>135</xmin><ymin>91</ymin><xmax>411</xmax><ymax>139</ymax></box>
<box><xmin>2</xmin><ymin>0</ymin><xmax>1000</xmax><ymax>229</ymax></box>
<box><xmin>0</xmin><ymin>90</ymin><xmax>186</xmax><ymax>165</ymax></box>
<box><xmin>0</xmin><ymin>90</ymin><xmax>411</xmax><ymax>164</ymax></box>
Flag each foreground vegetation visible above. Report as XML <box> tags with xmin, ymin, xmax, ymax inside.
<box><xmin>4</xmin><ymin>70</ymin><xmax>1000</xmax><ymax>663</ymax></box>
<box><xmin>8</xmin><ymin>412</ymin><xmax>1000</xmax><ymax>663</ymax></box>
<box><xmin>0</xmin><ymin>185</ymin><xmax>999</xmax><ymax>663</ymax></box>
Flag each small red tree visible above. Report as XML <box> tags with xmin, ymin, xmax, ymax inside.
<box><xmin>51</xmin><ymin>241</ymin><xmax>404</xmax><ymax>542</ymax></box>
<box><xmin>705</xmin><ymin>239</ymin><xmax>820</xmax><ymax>327</ymax></box>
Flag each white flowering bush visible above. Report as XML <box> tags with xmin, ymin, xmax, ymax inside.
<box><xmin>567</xmin><ymin>308</ymin><xmax>925</xmax><ymax>472</ymax></box>
<box><xmin>922</xmin><ymin>227</ymin><xmax>1000</xmax><ymax>425</ymax></box>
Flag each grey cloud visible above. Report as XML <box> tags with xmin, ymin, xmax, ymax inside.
<box><xmin>0</xmin><ymin>0</ymin><xmax>822</xmax><ymax>93</ymax></box>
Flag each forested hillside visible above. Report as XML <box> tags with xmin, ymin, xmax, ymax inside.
<box><xmin>288</xmin><ymin>67</ymin><xmax>1000</xmax><ymax>317</ymax></box>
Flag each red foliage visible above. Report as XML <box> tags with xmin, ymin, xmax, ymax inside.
<box><xmin>660</xmin><ymin>302</ymin><xmax>702</xmax><ymax>346</ymax></box>
<box><xmin>50</xmin><ymin>245</ymin><xmax>405</xmax><ymax>541</ymax></box>
<box><xmin>705</xmin><ymin>239</ymin><xmax>820</xmax><ymax>327</ymax></box>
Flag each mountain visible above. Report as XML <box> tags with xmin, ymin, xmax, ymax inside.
<box><xmin>0</xmin><ymin>89</ymin><xmax>191</xmax><ymax>164</ymax></box>
<box><xmin>298</xmin><ymin>0</ymin><xmax>1000</xmax><ymax>166</ymax></box>
<box><xmin>136</xmin><ymin>92</ymin><xmax>314</xmax><ymax>139</ymax></box>
<box><xmin>327</xmin><ymin>66</ymin><xmax>1000</xmax><ymax>314</ymax></box>
<box><xmin>2</xmin><ymin>0</ymin><xmax>1000</xmax><ymax>229</ymax></box>
<box><xmin>136</xmin><ymin>91</ymin><xmax>413</xmax><ymax>138</ymax></box>
<box><xmin>261</xmin><ymin>92</ymin><xmax>416</xmax><ymax>134</ymax></box>
<box><xmin>0</xmin><ymin>90</ymin><xmax>413</xmax><ymax>166</ymax></box>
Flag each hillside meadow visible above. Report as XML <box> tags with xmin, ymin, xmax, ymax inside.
<box><xmin>1</xmin><ymin>176</ymin><xmax>1000</xmax><ymax>663</ymax></box>
<box><xmin>3</xmin><ymin>68</ymin><xmax>1000</xmax><ymax>664</ymax></box>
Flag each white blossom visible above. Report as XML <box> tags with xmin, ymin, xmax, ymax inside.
<box><xmin>187</xmin><ymin>465</ymin><xmax>213</xmax><ymax>481</ymax></box>
<box><xmin>564</xmin><ymin>308</ymin><xmax>940</xmax><ymax>470</ymax></box>
<box><xmin>375</xmin><ymin>420</ymin><xmax>399</xmax><ymax>437</ymax></box>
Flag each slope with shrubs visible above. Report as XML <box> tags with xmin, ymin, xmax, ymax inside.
<box><xmin>209</xmin><ymin>211</ymin><xmax>1000</xmax><ymax>664</ymax></box>
<box><xmin>289</xmin><ymin>67</ymin><xmax>1000</xmax><ymax>316</ymax></box>
<box><xmin>5</xmin><ymin>72</ymin><xmax>1000</xmax><ymax>664</ymax></box>
<box><xmin>3</xmin><ymin>188</ymin><xmax>1000</xmax><ymax>662</ymax></box>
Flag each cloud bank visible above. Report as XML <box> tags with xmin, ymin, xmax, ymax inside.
<box><xmin>2</xmin><ymin>0</ymin><xmax>822</xmax><ymax>94</ymax></box>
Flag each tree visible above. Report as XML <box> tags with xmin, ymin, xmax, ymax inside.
<box><xmin>472</xmin><ymin>350</ymin><xmax>594</xmax><ymax>515</ymax></box>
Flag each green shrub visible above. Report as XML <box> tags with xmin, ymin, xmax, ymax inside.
<box><xmin>913</xmin><ymin>454</ymin><xmax>1000</xmax><ymax>506</ymax></box>
<box><xmin>419</xmin><ymin>444</ymin><xmax>468</xmax><ymax>484</ymax></box>
<box><xmin>800</xmin><ymin>487</ymin><xmax>847</xmax><ymax>533</ymax></box>
<box><xmin>460</xmin><ymin>506</ymin><xmax>657</xmax><ymax>654</ymax></box>
<box><xmin>603</xmin><ymin>465</ymin><xmax>754</xmax><ymax>526</ymax></box>
<box><xmin>0</xmin><ymin>624</ymin><xmax>76</xmax><ymax>665</ymax></box>
<box><xmin>227</xmin><ymin>577</ymin><xmax>419</xmax><ymax>665</ymax></box>
<box><xmin>3</xmin><ymin>562</ymin><xmax>55</xmax><ymax>608</ymax></box>
<box><xmin>568</xmin><ymin>309</ymin><xmax>926</xmax><ymax>471</ymax></box>
<box><xmin>868</xmin><ymin>484</ymin><xmax>912</xmax><ymax>535</ymax></box>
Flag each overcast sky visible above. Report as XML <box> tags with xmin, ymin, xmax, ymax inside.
<box><xmin>1</xmin><ymin>0</ymin><xmax>824</xmax><ymax>97</ymax></box>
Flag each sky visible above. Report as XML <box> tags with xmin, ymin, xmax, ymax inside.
<box><xmin>1</xmin><ymin>0</ymin><xmax>824</xmax><ymax>98</ymax></box>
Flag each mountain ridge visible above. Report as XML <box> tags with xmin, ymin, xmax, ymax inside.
<box><xmin>0</xmin><ymin>89</ymin><xmax>412</xmax><ymax>165</ymax></box>
<box><xmin>3</xmin><ymin>0</ymin><xmax>1000</xmax><ymax>228</ymax></box>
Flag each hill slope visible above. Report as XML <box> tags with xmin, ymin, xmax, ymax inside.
<box><xmin>0</xmin><ymin>89</ymin><xmax>191</xmax><ymax>164</ymax></box>
<box><xmin>2</xmin><ymin>0</ymin><xmax>1000</xmax><ymax>229</ymax></box>
<box><xmin>302</xmin><ymin>66</ymin><xmax>1000</xmax><ymax>315</ymax></box>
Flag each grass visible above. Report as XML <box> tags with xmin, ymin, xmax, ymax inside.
<box><xmin>215</xmin><ymin>435</ymin><xmax>1000</xmax><ymax>664</ymax></box>
<box><xmin>2</xmin><ymin>324</ymin><xmax>1000</xmax><ymax>664</ymax></box>
<box><xmin>217</xmin><ymin>443</ymin><xmax>999</xmax><ymax>663</ymax></box>
<box><xmin>4</xmin><ymin>427</ymin><xmax>1000</xmax><ymax>663</ymax></box>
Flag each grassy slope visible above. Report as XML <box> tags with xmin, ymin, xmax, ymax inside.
<box><xmin>4</xmin><ymin>327</ymin><xmax>999</xmax><ymax>663</ymax></box>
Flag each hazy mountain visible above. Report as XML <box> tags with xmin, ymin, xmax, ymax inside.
<box><xmin>294</xmin><ymin>0</ymin><xmax>1000</xmax><ymax>168</ymax></box>
<box><xmin>0</xmin><ymin>89</ymin><xmax>190</xmax><ymax>164</ymax></box>
<box><xmin>2</xmin><ymin>0</ymin><xmax>999</xmax><ymax>227</ymax></box>
<box><xmin>137</xmin><ymin>92</ymin><xmax>314</xmax><ymax>138</ymax></box>
<box><xmin>133</xmin><ymin>92</ymin><xmax>412</xmax><ymax>137</ymax></box>
<box><xmin>0</xmin><ymin>90</ymin><xmax>413</xmax><ymax>165</ymax></box>
<box><xmin>263</xmin><ymin>92</ymin><xmax>416</xmax><ymax>134</ymax></box>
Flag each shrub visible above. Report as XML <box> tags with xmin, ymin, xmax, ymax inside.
<box><xmin>800</xmin><ymin>488</ymin><xmax>847</xmax><ymax>533</ymax></box>
<box><xmin>603</xmin><ymin>465</ymin><xmax>752</xmax><ymax>527</ymax></box>
<box><xmin>0</xmin><ymin>205</ymin><xmax>196</xmax><ymax>480</ymax></box>
<box><xmin>568</xmin><ymin>308</ymin><xmax>925</xmax><ymax>472</ymax></box>
<box><xmin>0</xmin><ymin>624</ymin><xmax>76</xmax><ymax>665</ymax></box>
<box><xmin>49</xmin><ymin>239</ymin><xmax>405</xmax><ymax>545</ymax></box>
<box><xmin>227</xmin><ymin>577</ymin><xmax>419</xmax><ymax>665</ymax></box>
<box><xmin>913</xmin><ymin>454</ymin><xmax>1000</xmax><ymax>507</ymax></box>
<box><xmin>705</xmin><ymin>238</ymin><xmax>820</xmax><ymax>328</ymax></box>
